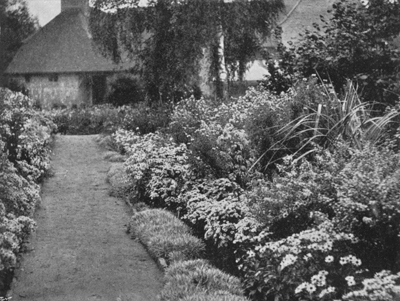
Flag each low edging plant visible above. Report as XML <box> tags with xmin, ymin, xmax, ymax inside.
<box><xmin>128</xmin><ymin>209</ymin><xmax>205</xmax><ymax>264</ymax></box>
<box><xmin>160</xmin><ymin>259</ymin><xmax>249</xmax><ymax>301</ymax></box>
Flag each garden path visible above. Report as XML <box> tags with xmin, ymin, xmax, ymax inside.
<box><xmin>11</xmin><ymin>135</ymin><xmax>163</xmax><ymax>301</ymax></box>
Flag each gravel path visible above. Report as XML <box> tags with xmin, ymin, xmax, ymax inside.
<box><xmin>11</xmin><ymin>135</ymin><xmax>163</xmax><ymax>301</ymax></box>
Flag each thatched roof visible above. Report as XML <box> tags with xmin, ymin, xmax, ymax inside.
<box><xmin>5</xmin><ymin>8</ymin><xmax>122</xmax><ymax>75</ymax></box>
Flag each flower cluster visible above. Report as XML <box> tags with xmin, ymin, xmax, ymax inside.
<box><xmin>360</xmin><ymin>0</ymin><xmax>397</xmax><ymax>7</ymax></box>
<box><xmin>0</xmin><ymin>89</ymin><xmax>56</xmax><ymax>181</ymax></box>
<box><xmin>0</xmin><ymin>89</ymin><xmax>53</xmax><ymax>288</ymax></box>
<box><xmin>184</xmin><ymin>194</ymin><xmax>249</xmax><ymax>248</ymax></box>
<box><xmin>240</xmin><ymin>220</ymin><xmax>367</xmax><ymax>300</ymax></box>
<box><xmin>118</xmin><ymin>130</ymin><xmax>191</xmax><ymax>207</ymax></box>
<box><xmin>343</xmin><ymin>270</ymin><xmax>400</xmax><ymax>301</ymax></box>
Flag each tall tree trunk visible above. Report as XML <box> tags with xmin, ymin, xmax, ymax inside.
<box><xmin>216</xmin><ymin>1</ymin><xmax>228</xmax><ymax>100</ymax></box>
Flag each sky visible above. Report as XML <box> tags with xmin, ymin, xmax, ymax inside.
<box><xmin>26</xmin><ymin>0</ymin><xmax>61</xmax><ymax>26</ymax></box>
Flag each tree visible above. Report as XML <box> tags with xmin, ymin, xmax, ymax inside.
<box><xmin>89</xmin><ymin>0</ymin><xmax>284</xmax><ymax>102</ymax></box>
<box><xmin>274</xmin><ymin>0</ymin><xmax>400</xmax><ymax>107</ymax></box>
<box><xmin>0</xmin><ymin>0</ymin><xmax>39</xmax><ymax>85</ymax></box>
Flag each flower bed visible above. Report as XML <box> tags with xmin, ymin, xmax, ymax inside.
<box><xmin>113</xmin><ymin>84</ymin><xmax>400</xmax><ymax>301</ymax></box>
<box><xmin>0</xmin><ymin>89</ymin><xmax>55</xmax><ymax>296</ymax></box>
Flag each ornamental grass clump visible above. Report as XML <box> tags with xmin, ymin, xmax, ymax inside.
<box><xmin>180</xmin><ymin>292</ymin><xmax>250</xmax><ymax>301</ymax></box>
<box><xmin>160</xmin><ymin>259</ymin><xmax>245</xmax><ymax>301</ymax></box>
<box><xmin>129</xmin><ymin>209</ymin><xmax>205</xmax><ymax>263</ymax></box>
<box><xmin>259</xmin><ymin>79</ymin><xmax>400</xmax><ymax>168</ymax></box>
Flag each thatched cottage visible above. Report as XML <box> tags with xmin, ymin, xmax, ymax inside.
<box><xmin>5</xmin><ymin>0</ymin><xmax>125</xmax><ymax>108</ymax></box>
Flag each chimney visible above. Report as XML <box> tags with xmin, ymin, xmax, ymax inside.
<box><xmin>61</xmin><ymin>0</ymin><xmax>88</xmax><ymax>13</ymax></box>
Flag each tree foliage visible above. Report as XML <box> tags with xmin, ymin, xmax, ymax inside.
<box><xmin>0</xmin><ymin>0</ymin><xmax>38</xmax><ymax>84</ymax></box>
<box><xmin>89</xmin><ymin>0</ymin><xmax>284</xmax><ymax>102</ymax></box>
<box><xmin>271</xmin><ymin>0</ymin><xmax>400</xmax><ymax>107</ymax></box>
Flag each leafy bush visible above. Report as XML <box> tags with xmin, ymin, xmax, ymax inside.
<box><xmin>240</xmin><ymin>221</ymin><xmax>362</xmax><ymax>300</ymax></box>
<box><xmin>118</xmin><ymin>102</ymin><xmax>171</xmax><ymax>135</ymax></box>
<box><xmin>168</xmin><ymin>96</ymin><xmax>218</xmax><ymax>144</ymax></box>
<box><xmin>116</xmin><ymin>130</ymin><xmax>191</xmax><ymax>208</ymax></box>
<box><xmin>106</xmin><ymin>76</ymin><xmax>144</xmax><ymax>106</ymax></box>
<box><xmin>241</xmin><ymin>142</ymin><xmax>400</xmax><ymax>300</ymax></box>
<box><xmin>129</xmin><ymin>209</ymin><xmax>205</xmax><ymax>264</ymax></box>
<box><xmin>342</xmin><ymin>270</ymin><xmax>400</xmax><ymax>301</ymax></box>
<box><xmin>0</xmin><ymin>89</ymin><xmax>55</xmax><ymax>180</ymax></box>
<box><xmin>169</xmin><ymin>90</ymin><xmax>290</xmax><ymax>183</ymax></box>
<box><xmin>272</xmin><ymin>0</ymin><xmax>400</xmax><ymax>107</ymax></box>
<box><xmin>160</xmin><ymin>259</ymin><xmax>244</xmax><ymax>301</ymax></box>
<box><xmin>333</xmin><ymin>145</ymin><xmax>400</xmax><ymax>272</ymax></box>
<box><xmin>0</xmin><ymin>89</ymin><xmax>54</xmax><ymax>294</ymax></box>
<box><xmin>0</xmin><ymin>155</ymin><xmax>40</xmax><ymax>217</ymax></box>
<box><xmin>182</xmin><ymin>180</ymin><xmax>246</xmax><ymax>247</ymax></box>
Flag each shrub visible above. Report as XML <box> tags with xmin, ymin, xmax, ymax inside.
<box><xmin>240</xmin><ymin>221</ymin><xmax>365</xmax><ymax>301</ymax></box>
<box><xmin>247</xmin><ymin>151</ymin><xmax>341</xmax><ymax>238</ymax></box>
<box><xmin>333</xmin><ymin>145</ymin><xmax>400</xmax><ymax>273</ymax></box>
<box><xmin>0</xmin><ymin>89</ymin><xmax>55</xmax><ymax>179</ymax></box>
<box><xmin>275</xmin><ymin>0</ymin><xmax>400</xmax><ymax>107</ymax></box>
<box><xmin>0</xmin><ymin>156</ymin><xmax>40</xmax><ymax>217</ymax></box>
<box><xmin>241</xmin><ymin>142</ymin><xmax>400</xmax><ymax>301</ymax></box>
<box><xmin>169</xmin><ymin>87</ymin><xmax>294</xmax><ymax>179</ymax></box>
<box><xmin>117</xmin><ymin>130</ymin><xmax>191</xmax><ymax>208</ymax></box>
<box><xmin>176</xmin><ymin>178</ymin><xmax>259</xmax><ymax>274</ymax></box>
<box><xmin>168</xmin><ymin>96</ymin><xmax>218</xmax><ymax>144</ymax></box>
<box><xmin>50</xmin><ymin>104</ymin><xmax>122</xmax><ymax>135</ymax></box>
<box><xmin>342</xmin><ymin>270</ymin><xmax>400</xmax><ymax>301</ymax></box>
<box><xmin>160</xmin><ymin>259</ymin><xmax>244</xmax><ymax>301</ymax></box>
<box><xmin>106</xmin><ymin>76</ymin><xmax>144</xmax><ymax>106</ymax></box>
<box><xmin>119</xmin><ymin>102</ymin><xmax>171</xmax><ymax>135</ymax></box>
<box><xmin>0</xmin><ymin>89</ymin><xmax>53</xmax><ymax>294</ymax></box>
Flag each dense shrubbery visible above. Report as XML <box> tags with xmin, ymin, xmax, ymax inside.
<box><xmin>265</xmin><ymin>0</ymin><xmax>400</xmax><ymax>108</ymax></box>
<box><xmin>239</xmin><ymin>146</ymin><xmax>400</xmax><ymax>301</ymax></box>
<box><xmin>0</xmin><ymin>88</ymin><xmax>55</xmax><ymax>294</ymax></box>
<box><xmin>111</xmin><ymin>72</ymin><xmax>400</xmax><ymax>301</ymax></box>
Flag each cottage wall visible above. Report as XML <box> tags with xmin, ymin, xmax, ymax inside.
<box><xmin>16</xmin><ymin>74</ymin><xmax>92</xmax><ymax>108</ymax></box>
